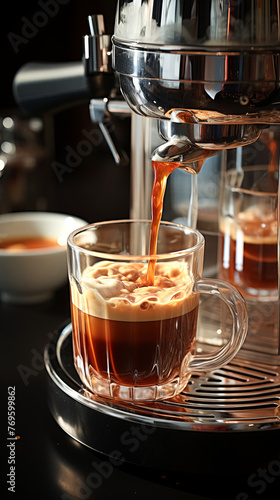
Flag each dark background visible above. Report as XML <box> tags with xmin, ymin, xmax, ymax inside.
<box><xmin>1</xmin><ymin>2</ymin><xmax>280</xmax><ymax>500</ymax></box>
<box><xmin>0</xmin><ymin>0</ymin><xmax>130</xmax><ymax>223</ymax></box>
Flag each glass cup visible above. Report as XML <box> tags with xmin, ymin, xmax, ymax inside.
<box><xmin>219</xmin><ymin>166</ymin><xmax>278</xmax><ymax>299</ymax></box>
<box><xmin>67</xmin><ymin>220</ymin><xmax>247</xmax><ymax>402</ymax></box>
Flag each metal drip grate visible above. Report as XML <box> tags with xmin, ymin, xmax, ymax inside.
<box><xmin>94</xmin><ymin>360</ymin><xmax>278</xmax><ymax>431</ymax></box>
<box><xmin>168</xmin><ymin>362</ymin><xmax>280</xmax><ymax>423</ymax></box>
<box><xmin>45</xmin><ymin>324</ymin><xmax>280</xmax><ymax>432</ymax></box>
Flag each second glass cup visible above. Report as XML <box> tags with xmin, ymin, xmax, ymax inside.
<box><xmin>219</xmin><ymin>166</ymin><xmax>278</xmax><ymax>299</ymax></box>
<box><xmin>68</xmin><ymin>220</ymin><xmax>248</xmax><ymax>402</ymax></box>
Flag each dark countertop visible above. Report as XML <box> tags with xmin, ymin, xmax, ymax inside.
<box><xmin>2</xmin><ymin>284</ymin><xmax>280</xmax><ymax>500</ymax></box>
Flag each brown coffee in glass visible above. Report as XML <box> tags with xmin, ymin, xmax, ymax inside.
<box><xmin>68</xmin><ymin>220</ymin><xmax>248</xmax><ymax>401</ymax></box>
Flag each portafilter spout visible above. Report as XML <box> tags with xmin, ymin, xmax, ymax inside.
<box><xmin>151</xmin><ymin>120</ymin><xmax>262</xmax><ymax>174</ymax></box>
<box><xmin>151</xmin><ymin>137</ymin><xmax>219</xmax><ymax>175</ymax></box>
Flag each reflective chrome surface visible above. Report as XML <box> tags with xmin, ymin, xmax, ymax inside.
<box><xmin>113</xmin><ymin>0</ymin><xmax>280</xmax><ymax>124</ymax></box>
<box><xmin>114</xmin><ymin>0</ymin><xmax>280</xmax><ymax>47</ymax></box>
<box><xmin>84</xmin><ymin>14</ymin><xmax>111</xmax><ymax>74</ymax></box>
<box><xmin>158</xmin><ymin>122</ymin><xmax>262</xmax><ymax>148</ymax></box>
<box><xmin>152</xmin><ymin>122</ymin><xmax>262</xmax><ymax>172</ymax></box>
<box><xmin>113</xmin><ymin>0</ymin><xmax>280</xmax><ymax>157</ymax></box>
<box><xmin>113</xmin><ymin>44</ymin><xmax>280</xmax><ymax>124</ymax></box>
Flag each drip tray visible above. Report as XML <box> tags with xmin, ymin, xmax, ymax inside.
<box><xmin>44</xmin><ymin>323</ymin><xmax>280</xmax><ymax>471</ymax></box>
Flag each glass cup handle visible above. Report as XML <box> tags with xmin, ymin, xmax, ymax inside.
<box><xmin>188</xmin><ymin>278</ymin><xmax>248</xmax><ymax>371</ymax></box>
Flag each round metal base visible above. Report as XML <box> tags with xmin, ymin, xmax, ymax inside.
<box><xmin>44</xmin><ymin>323</ymin><xmax>280</xmax><ymax>471</ymax></box>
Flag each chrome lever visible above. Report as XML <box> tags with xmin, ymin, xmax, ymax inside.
<box><xmin>89</xmin><ymin>98</ymin><xmax>130</xmax><ymax>166</ymax></box>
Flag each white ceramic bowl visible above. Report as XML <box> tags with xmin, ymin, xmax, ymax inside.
<box><xmin>0</xmin><ymin>212</ymin><xmax>88</xmax><ymax>304</ymax></box>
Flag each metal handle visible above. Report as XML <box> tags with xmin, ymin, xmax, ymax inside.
<box><xmin>13</xmin><ymin>61</ymin><xmax>114</xmax><ymax>114</ymax></box>
<box><xmin>90</xmin><ymin>98</ymin><xmax>130</xmax><ymax>166</ymax></box>
<box><xmin>12</xmin><ymin>15</ymin><xmax>114</xmax><ymax>114</ymax></box>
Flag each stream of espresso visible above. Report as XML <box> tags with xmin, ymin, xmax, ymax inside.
<box><xmin>146</xmin><ymin>160</ymin><xmax>180</xmax><ymax>285</ymax></box>
<box><xmin>147</xmin><ymin>151</ymin><xmax>212</xmax><ymax>284</ymax></box>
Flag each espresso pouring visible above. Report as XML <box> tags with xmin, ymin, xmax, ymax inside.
<box><xmin>71</xmin><ymin>159</ymin><xmax>201</xmax><ymax>392</ymax></box>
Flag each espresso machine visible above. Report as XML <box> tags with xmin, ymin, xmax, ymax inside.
<box><xmin>13</xmin><ymin>0</ymin><xmax>280</xmax><ymax>471</ymax></box>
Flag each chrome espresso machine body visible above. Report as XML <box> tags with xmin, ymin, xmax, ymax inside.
<box><xmin>13</xmin><ymin>0</ymin><xmax>280</xmax><ymax>468</ymax></box>
<box><xmin>112</xmin><ymin>0</ymin><xmax>280</xmax><ymax>366</ymax></box>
